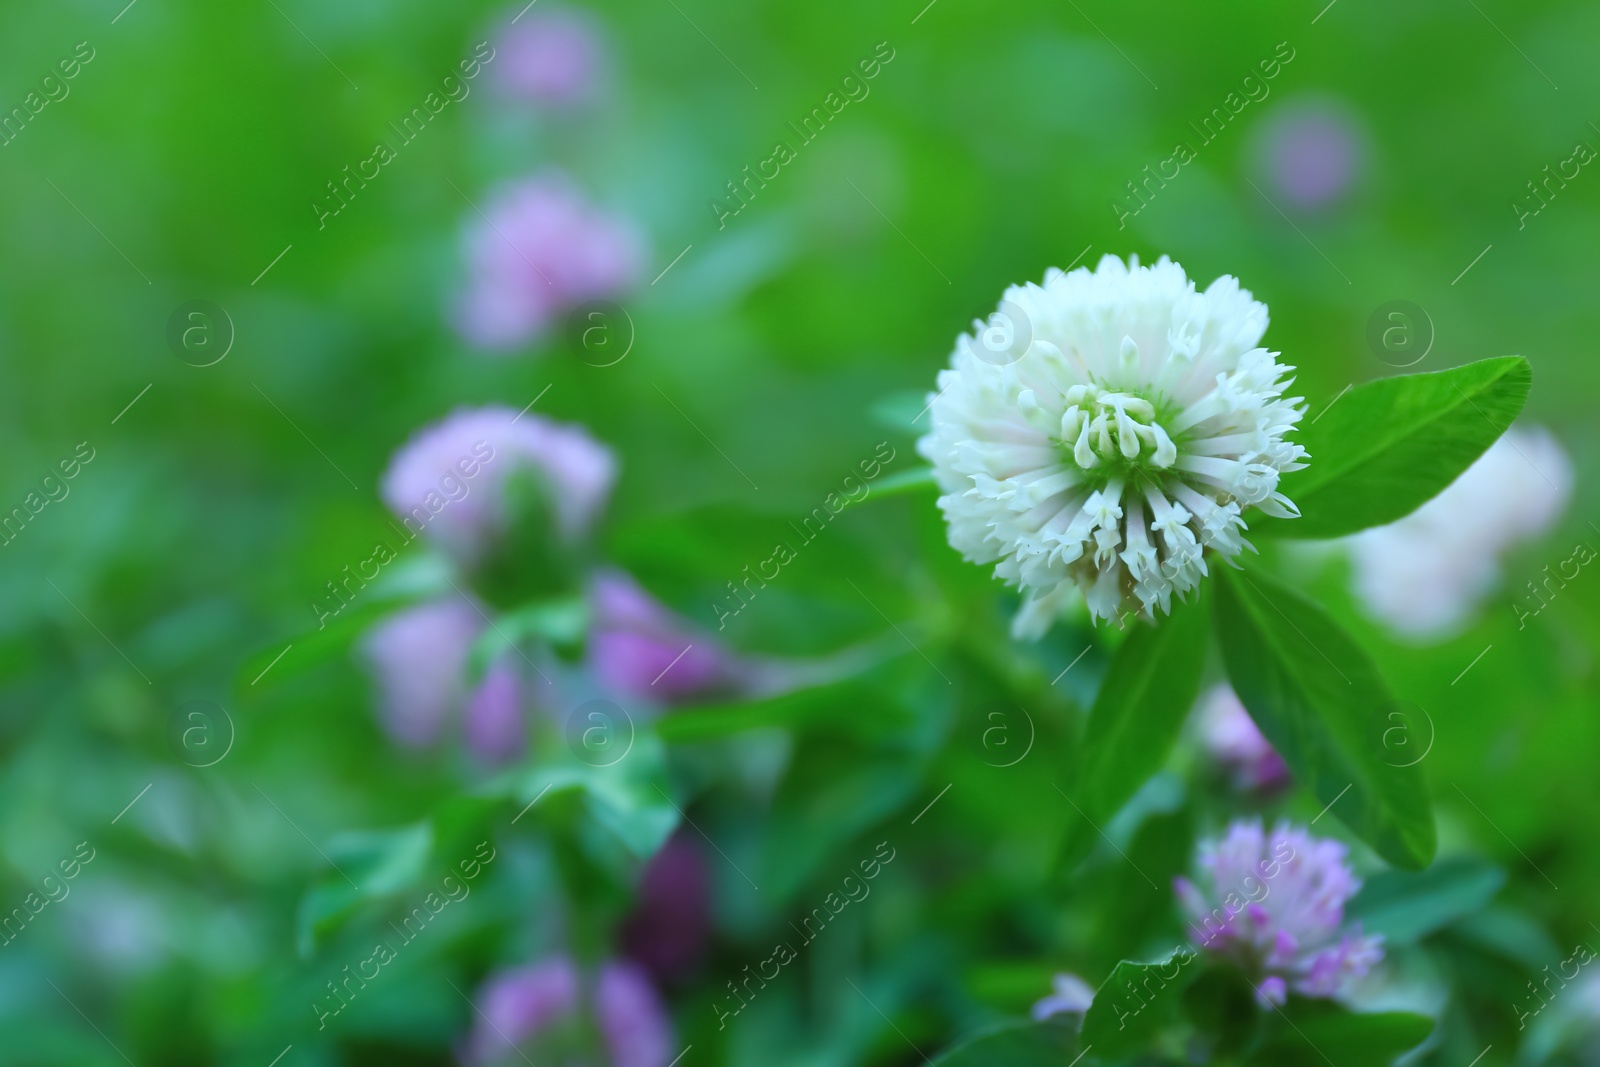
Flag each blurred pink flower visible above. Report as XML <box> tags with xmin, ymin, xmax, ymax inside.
<box><xmin>595</xmin><ymin>959</ymin><xmax>675</xmax><ymax>1067</ymax></box>
<box><xmin>380</xmin><ymin>405</ymin><xmax>617</xmax><ymax>560</ymax></box>
<box><xmin>466</xmin><ymin>955</ymin><xmax>581</xmax><ymax>1065</ymax></box>
<box><xmin>1175</xmin><ymin>820</ymin><xmax>1382</xmax><ymax>1006</ymax></box>
<box><xmin>358</xmin><ymin>600</ymin><xmax>482</xmax><ymax>748</ymax></box>
<box><xmin>1031</xmin><ymin>972</ymin><xmax>1095</xmax><ymax>1021</ymax></box>
<box><xmin>589</xmin><ymin>569</ymin><xmax>734</xmax><ymax>703</ymax></box>
<box><xmin>620</xmin><ymin>831</ymin><xmax>712</xmax><ymax>983</ymax></box>
<box><xmin>454</xmin><ymin>172</ymin><xmax>642</xmax><ymax>351</ymax></box>
<box><xmin>1197</xmin><ymin>685</ymin><xmax>1289</xmax><ymax>793</ymax></box>
<box><xmin>490</xmin><ymin>7</ymin><xmax>606</xmax><ymax>109</ymax></box>
<box><xmin>464</xmin><ymin>656</ymin><xmax>526</xmax><ymax>764</ymax></box>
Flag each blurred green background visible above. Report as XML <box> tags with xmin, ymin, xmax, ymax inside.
<box><xmin>1</xmin><ymin>0</ymin><xmax>1597</xmax><ymax>1063</ymax></box>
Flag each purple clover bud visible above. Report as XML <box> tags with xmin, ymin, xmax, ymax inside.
<box><xmin>595</xmin><ymin>959</ymin><xmax>674</xmax><ymax>1067</ymax></box>
<box><xmin>466</xmin><ymin>955</ymin><xmax>581</xmax><ymax>1065</ymax></box>
<box><xmin>1176</xmin><ymin>820</ymin><xmax>1383</xmax><ymax>1006</ymax></box>
<box><xmin>358</xmin><ymin>600</ymin><xmax>482</xmax><ymax>748</ymax></box>
<box><xmin>589</xmin><ymin>569</ymin><xmax>732</xmax><ymax>702</ymax></box>
<box><xmin>1197</xmin><ymin>685</ymin><xmax>1289</xmax><ymax>793</ymax></box>
<box><xmin>452</xmin><ymin>171</ymin><xmax>642</xmax><ymax>351</ymax></box>
<box><xmin>490</xmin><ymin>6</ymin><xmax>606</xmax><ymax>109</ymax></box>
<box><xmin>1257</xmin><ymin>101</ymin><xmax>1363</xmax><ymax>210</ymax></box>
<box><xmin>619</xmin><ymin>831</ymin><xmax>712</xmax><ymax>983</ymax></box>
<box><xmin>464</xmin><ymin>656</ymin><xmax>526</xmax><ymax>765</ymax></box>
<box><xmin>380</xmin><ymin>405</ymin><xmax>618</xmax><ymax>561</ymax></box>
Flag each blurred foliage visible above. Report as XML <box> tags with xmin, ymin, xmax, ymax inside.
<box><xmin>2</xmin><ymin>0</ymin><xmax>1598</xmax><ymax>1064</ymax></box>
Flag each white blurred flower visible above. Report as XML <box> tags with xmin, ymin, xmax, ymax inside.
<box><xmin>918</xmin><ymin>255</ymin><xmax>1306</xmax><ymax>635</ymax></box>
<box><xmin>72</xmin><ymin>882</ymin><xmax>167</xmax><ymax>974</ymax></box>
<box><xmin>1576</xmin><ymin>968</ymin><xmax>1600</xmax><ymax>1019</ymax></box>
<box><xmin>1032</xmin><ymin>972</ymin><xmax>1095</xmax><ymax>1021</ymax></box>
<box><xmin>1345</xmin><ymin>426</ymin><xmax>1572</xmax><ymax>639</ymax></box>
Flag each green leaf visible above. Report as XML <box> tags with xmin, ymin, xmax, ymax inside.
<box><xmin>1249</xmin><ymin>1002</ymin><xmax>1434</xmax><ymax>1065</ymax></box>
<box><xmin>1347</xmin><ymin>858</ymin><xmax>1505</xmax><ymax>945</ymax></box>
<box><xmin>1214</xmin><ymin>568</ymin><xmax>1435</xmax><ymax>869</ymax></box>
<box><xmin>658</xmin><ymin>677</ymin><xmax>885</xmax><ymax>743</ymax></box>
<box><xmin>866</xmin><ymin>465</ymin><xmax>938</xmax><ymax>497</ymax></box>
<box><xmin>1262</xmin><ymin>356</ymin><xmax>1531</xmax><ymax>538</ymax></box>
<box><xmin>235</xmin><ymin>553</ymin><xmax>455</xmax><ymax>691</ymax></box>
<box><xmin>514</xmin><ymin>731</ymin><xmax>679</xmax><ymax>859</ymax></box>
<box><xmin>928</xmin><ymin>1020</ymin><xmax>1081</xmax><ymax>1066</ymax></box>
<box><xmin>1081</xmin><ymin>947</ymin><xmax>1201</xmax><ymax>1057</ymax></box>
<box><xmin>1451</xmin><ymin>905</ymin><xmax>1563</xmax><ymax>970</ymax></box>
<box><xmin>294</xmin><ymin>821</ymin><xmax>434</xmax><ymax>956</ymax></box>
<box><xmin>236</xmin><ymin>595</ymin><xmax>393</xmax><ymax>692</ymax></box>
<box><xmin>464</xmin><ymin>594</ymin><xmax>590</xmax><ymax>680</ymax></box>
<box><xmin>659</xmin><ymin>655</ymin><xmax>932</xmax><ymax>744</ymax></box>
<box><xmin>872</xmin><ymin>389</ymin><xmax>931</xmax><ymax>433</ymax></box>
<box><xmin>963</xmin><ymin>962</ymin><xmax>1067</xmax><ymax>1010</ymax></box>
<box><xmin>1080</xmin><ymin>593</ymin><xmax>1209</xmax><ymax>824</ymax></box>
<box><xmin>499</xmin><ymin>595</ymin><xmax>591</xmax><ymax>647</ymax></box>
<box><xmin>758</xmin><ymin>662</ymin><xmax>951</xmax><ymax>900</ymax></box>
<box><xmin>1088</xmin><ymin>808</ymin><xmax>1197</xmax><ymax>963</ymax></box>
<box><xmin>1182</xmin><ymin>966</ymin><xmax>1262</xmax><ymax>1058</ymax></box>
<box><xmin>833</xmin><ymin>465</ymin><xmax>938</xmax><ymax>513</ymax></box>
<box><xmin>761</xmin><ymin>748</ymin><xmax>921</xmax><ymax>901</ymax></box>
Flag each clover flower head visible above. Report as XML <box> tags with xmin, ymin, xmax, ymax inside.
<box><xmin>465</xmin><ymin>955</ymin><xmax>671</xmax><ymax>1067</ymax></box>
<box><xmin>1346</xmin><ymin>426</ymin><xmax>1572</xmax><ymax>639</ymax></box>
<box><xmin>359</xmin><ymin>600</ymin><xmax>482</xmax><ymax>748</ymax></box>
<box><xmin>464</xmin><ymin>656</ymin><xmax>526</xmax><ymax>765</ymax></box>
<box><xmin>918</xmin><ymin>255</ymin><xmax>1306</xmax><ymax>635</ymax></box>
<box><xmin>590</xmin><ymin>569</ymin><xmax>732</xmax><ymax>702</ymax></box>
<box><xmin>454</xmin><ymin>171</ymin><xmax>642</xmax><ymax>351</ymax></box>
<box><xmin>620</xmin><ymin>831</ymin><xmax>712</xmax><ymax>982</ymax></box>
<box><xmin>491</xmin><ymin>6</ymin><xmax>606</xmax><ymax>109</ymax></box>
<box><xmin>381</xmin><ymin>405</ymin><xmax>617</xmax><ymax>560</ymax></box>
<box><xmin>1198</xmin><ymin>685</ymin><xmax>1289</xmax><ymax>792</ymax></box>
<box><xmin>595</xmin><ymin>959</ymin><xmax>675</xmax><ymax>1067</ymax></box>
<box><xmin>1258</xmin><ymin>101</ymin><xmax>1364</xmax><ymax>209</ymax></box>
<box><xmin>466</xmin><ymin>955</ymin><xmax>581</xmax><ymax>1065</ymax></box>
<box><xmin>1175</xmin><ymin>820</ymin><xmax>1382</xmax><ymax>1006</ymax></box>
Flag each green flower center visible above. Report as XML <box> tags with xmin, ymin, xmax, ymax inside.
<box><xmin>1054</xmin><ymin>383</ymin><xmax>1184</xmax><ymax>489</ymax></box>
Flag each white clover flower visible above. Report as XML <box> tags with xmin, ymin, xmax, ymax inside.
<box><xmin>1344</xmin><ymin>426</ymin><xmax>1572</xmax><ymax>639</ymax></box>
<box><xmin>918</xmin><ymin>255</ymin><xmax>1307</xmax><ymax>636</ymax></box>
